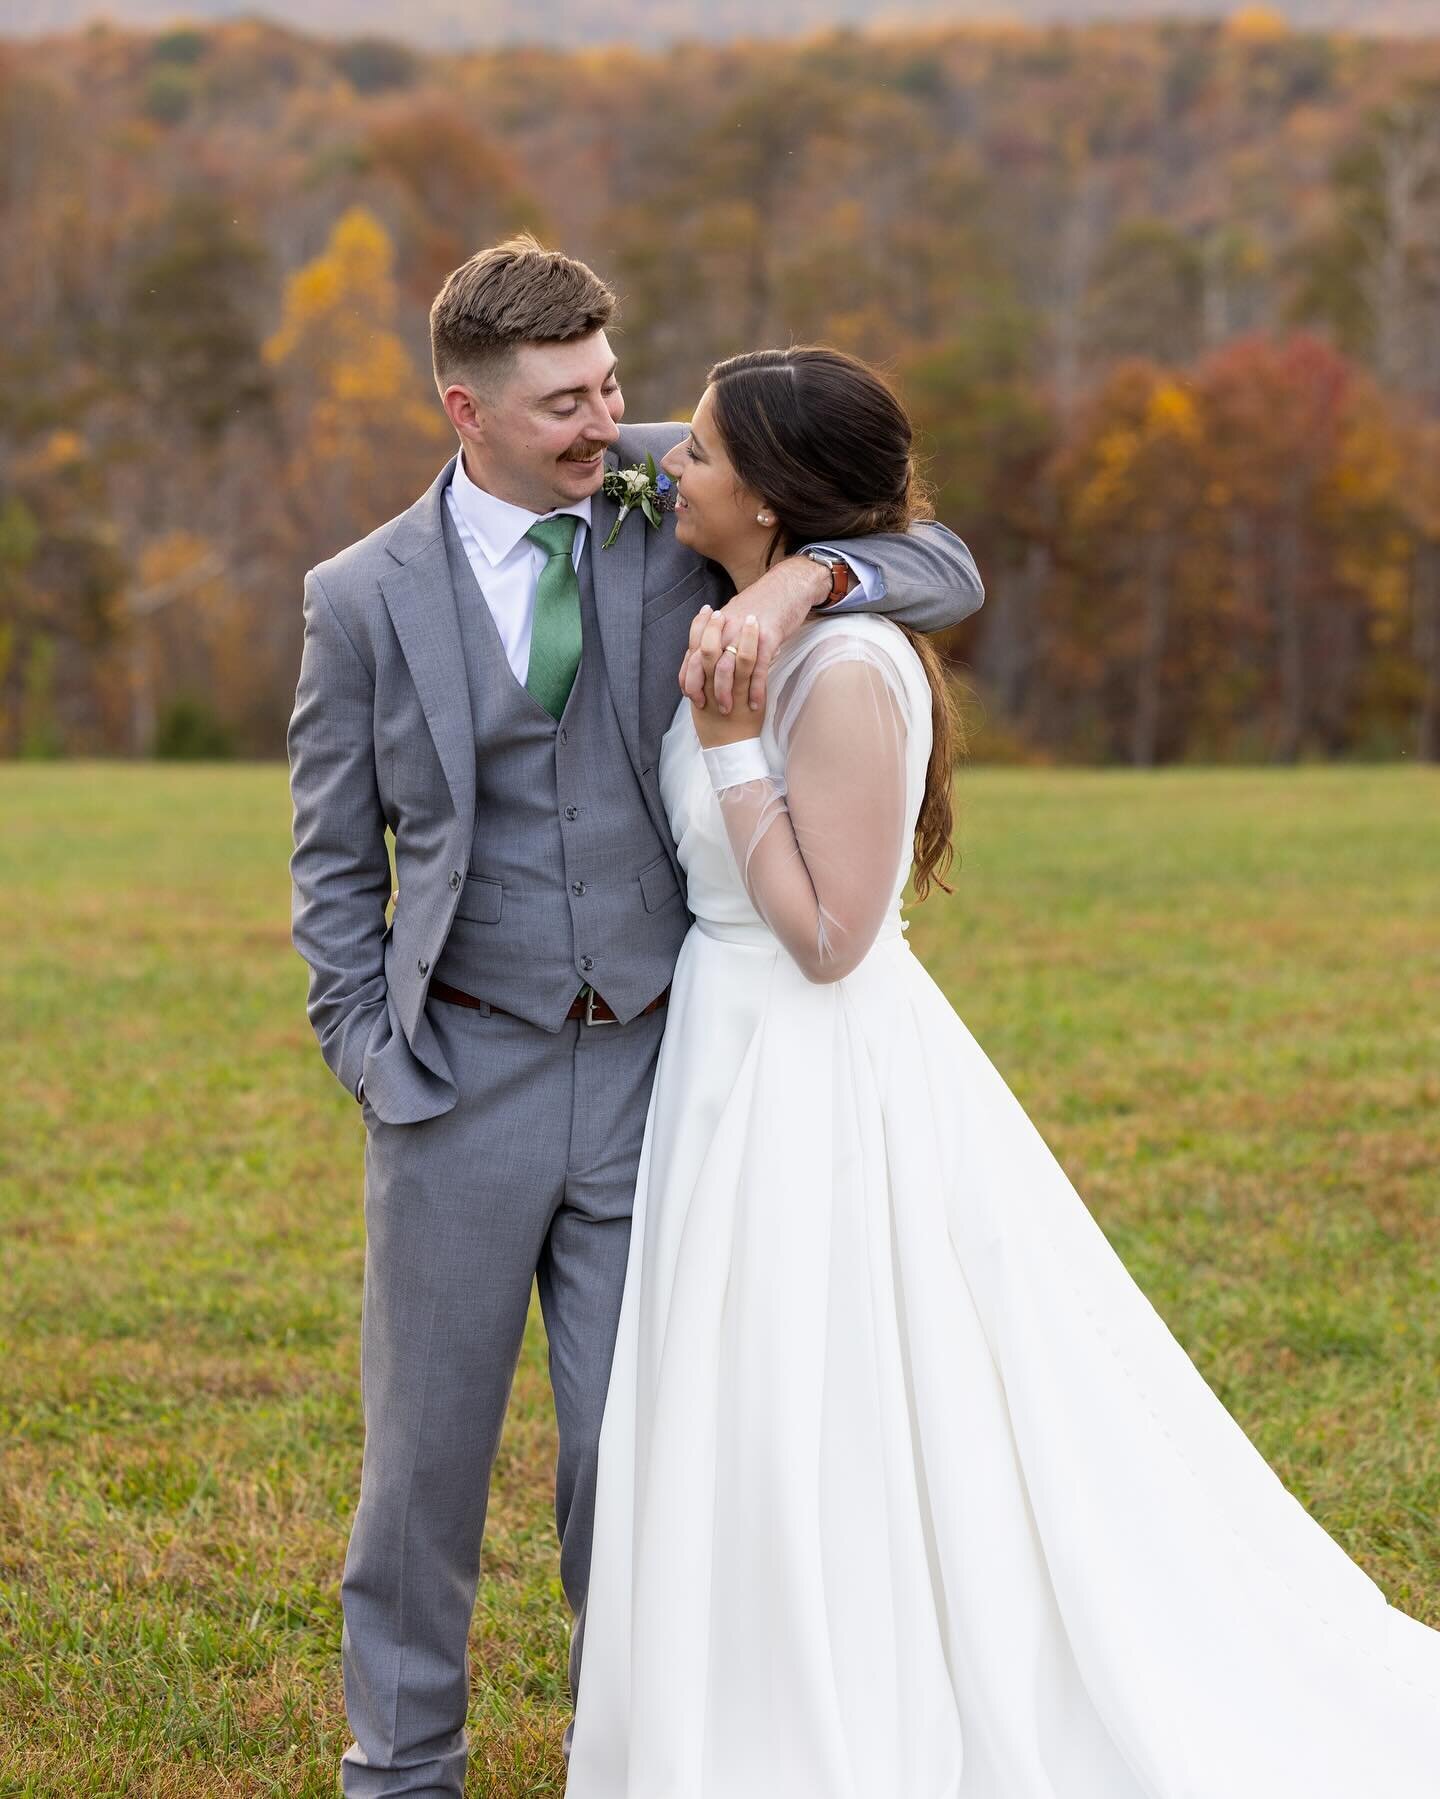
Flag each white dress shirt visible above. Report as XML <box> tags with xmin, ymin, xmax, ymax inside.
<box><xmin>446</xmin><ymin>452</ymin><xmax>593</xmax><ymax>686</ymax></box>
<box><xmin>444</xmin><ymin>452</ymin><xmax>880</xmax><ymax>689</ymax></box>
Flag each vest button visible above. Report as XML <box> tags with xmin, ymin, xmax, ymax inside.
<box><xmin>571</xmin><ymin>880</ymin><xmax>586</xmax><ymax>896</ymax></box>
<box><xmin>564</xmin><ymin>805</ymin><xmax>578</xmax><ymax>821</ymax></box>
<box><xmin>559</xmin><ymin>728</ymin><xmax>569</xmax><ymax>745</ymax></box>
<box><xmin>581</xmin><ymin>956</ymin><xmax>594</xmax><ymax>972</ymax></box>
<box><xmin>418</xmin><ymin>957</ymin><xmax>429</xmax><ymax>974</ymax></box>
<box><xmin>449</xmin><ymin>870</ymin><xmax>461</xmax><ymax>890</ymax></box>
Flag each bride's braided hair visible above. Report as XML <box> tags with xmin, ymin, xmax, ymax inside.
<box><xmin>707</xmin><ymin>346</ymin><xmax>962</xmax><ymax>901</ymax></box>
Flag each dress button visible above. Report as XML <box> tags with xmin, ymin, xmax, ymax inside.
<box><xmin>449</xmin><ymin>870</ymin><xmax>461</xmax><ymax>890</ymax></box>
<box><xmin>418</xmin><ymin>957</ymin><xmax>429</xmax><ymax>974</ymax></box>
<box><xmin>564</xmin><ymin>805</ymin><xmax>578</xmax><ymax>821</ymax></box>
<box><xmin>581</xmin><ymin>956</ymin><xmax>594</xmax><ymax>973</ymax></box>
<box><xmin>571</xmin><ymin>880</ymin><xmax>586</xmax><ymax>896</ymax></box>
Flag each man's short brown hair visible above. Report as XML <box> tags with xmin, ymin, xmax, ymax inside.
<box><xmin>430</xmin><ymin>235</ymin><xmax>618</xmax><ymax>391</ymax></box>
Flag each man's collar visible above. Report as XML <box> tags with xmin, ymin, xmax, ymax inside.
<box><xmin>449</xmin><ymin>450</ymin><xmax>593</xmax><ymax>565</ymax></box>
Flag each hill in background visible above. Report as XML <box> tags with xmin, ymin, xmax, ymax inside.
<box><xmin>7</xmin><ymin>0</ymin><xmax>1440</xmax><ymax>50</ymax></box>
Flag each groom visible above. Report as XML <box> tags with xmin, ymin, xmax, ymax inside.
<box><xmin>287</xmin><ymin>235</ymin><xmax>983</xmax><ymax>1796</ymax></box>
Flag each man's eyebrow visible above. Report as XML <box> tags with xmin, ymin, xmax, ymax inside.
<box><xmin>533</xmin><ymin>361</ymin><xmax>619</xmax><ymax>405</ymax></box>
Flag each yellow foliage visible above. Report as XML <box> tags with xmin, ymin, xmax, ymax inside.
<box><xmin>331</xmin><ymin>337</ymin><xmax>423</xmax><ymax>407</ymax></box>
<box><xmin>1338</xmin><ymin>557</ymin><xmax>1409</xmax><ymax>643</ymax></box>
<box><xmin>1225</xmin><ymin>7</ymin><xmax>1289</xmax><ymax>42</ymax></box>
<box><xmin>137</xmin><ymin>530</ymin><xmax>215</xmax><ymax>591</ymax></box>
<box><xmin>17</xmin><ymin>430</ymin><xmax>88</xmax><ymax>477</ymax></box>
<box><xmin>1074</xmin><ymin>425</ymin><xmax>1139</xmax><ymax>522</ymax></box>
<box><xmin>1328</xmin><ymin>406</ymin><xmax>1402</xmax><ymax>513</ymax></box>
<box><xmin>264</xmin><ymin>206</ymin><xmax>401</xmax><ymax>369</ymax></box>
<box><xmin>1073</xmin><ymin>378</ymin><xmax>1204</xmax><ymax>528</ymax></box>
<box><xmin>263</xmin><ymin>205</ymin><xmax>446</xmax><ymax>472</ymax></box>
<box><xmin>1146</xmin><ymin>381</ymin><xmax>1200</xmax><ymax>443</ymax></box>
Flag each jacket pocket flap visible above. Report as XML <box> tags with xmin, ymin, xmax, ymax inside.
<box><xmin>456</xmin><ymin>875</ymin><xmax>503</xmax><ymax>924</ymax></box>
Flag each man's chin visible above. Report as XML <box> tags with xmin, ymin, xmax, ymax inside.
<box><xmin>559</xmin><ymin>455</ymin><xmax>606</xmax><ymax>495</ymax></box>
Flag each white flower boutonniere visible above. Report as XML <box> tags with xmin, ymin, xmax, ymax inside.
<box><xmin>600</xmin><ymin>453</ymin><xmax>675</xmax><ymax>549</ymax></box>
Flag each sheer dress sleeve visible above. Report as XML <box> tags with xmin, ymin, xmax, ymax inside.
<box><xmin>701</xmin><ymin>635</ymin><xmax>913</xmax><ymax>984</ymax></box>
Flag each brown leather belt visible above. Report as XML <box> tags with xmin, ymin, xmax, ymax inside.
<box><xmin>429</xmin><ymin>977</ymin><xmax>668</xmax><ymax>1027</ymax></box>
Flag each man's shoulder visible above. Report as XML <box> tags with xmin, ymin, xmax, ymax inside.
<box><xmin>615</xmin><ymin>421</ymin><xmax>688</xmax><ymax>464</ymax></box>
<box><xmin>310</xmin><ymin>516</ymin><xmax>400</xmax><ymax>596</ymax></box>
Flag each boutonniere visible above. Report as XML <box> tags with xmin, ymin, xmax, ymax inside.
<box><xmin>600</xmin><ymin>453</ymin><xmax>674</xmax><ymax>549</ymax></box>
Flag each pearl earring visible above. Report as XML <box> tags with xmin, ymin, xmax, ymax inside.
<box><xmin>757</xmin><ymin>512</ymin><xmax>774</xmax><ymax>526</ymax></box>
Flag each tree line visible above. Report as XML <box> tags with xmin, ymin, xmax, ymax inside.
<box><xmin>1</xmin><ymin>13</ymin><xmax>1438</xmax><ymax>762</ymax></box>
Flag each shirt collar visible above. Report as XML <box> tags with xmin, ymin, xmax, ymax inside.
<box><xmin>450</xmin><ymin>450</ymin><xmax>592</xmax><ymax>566</ymax></box>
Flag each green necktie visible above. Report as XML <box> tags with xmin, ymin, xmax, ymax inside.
<box><xmin>524</xmin><ymin>515</ymin><xmax>583</xmax><ymax>721</ymax></box>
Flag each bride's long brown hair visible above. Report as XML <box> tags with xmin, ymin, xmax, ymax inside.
<box><xmin>706</xmin><ymin>346</ymin><xmax>963</xmax><ymax>900</ymax></box>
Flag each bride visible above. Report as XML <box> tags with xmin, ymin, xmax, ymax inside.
<box><xmin>562</xmin><ymin>347</ymin><xmax>1440</xmax><ymax>1797</ymax></box>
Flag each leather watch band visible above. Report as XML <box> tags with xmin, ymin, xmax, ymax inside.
<box><xmin>802</xmin><ymin>549</ymin><xmax>855</xmax><ymax>607</ymax></box>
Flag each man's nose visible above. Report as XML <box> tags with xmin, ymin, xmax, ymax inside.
<box><xmin>586</xmin><ymin>399</ymin><xmax>621</xmax><ymax>443</ymax></box>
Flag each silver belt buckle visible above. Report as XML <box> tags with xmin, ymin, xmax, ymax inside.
<box><xmin>581</xmin><ymin>983</ymin><xmax>618</xmax><ymax>1026</ymax></box>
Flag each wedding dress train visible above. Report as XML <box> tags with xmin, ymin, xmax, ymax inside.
<box><xmin>564</xmin><ymin>613</ymin><xmax>1440</xmax><ymax>1799</ymax></box>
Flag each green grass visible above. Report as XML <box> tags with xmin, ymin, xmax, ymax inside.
<box><xmin>2</xmin><ymin>762</ymin><xmax>1437</xmax><ymax>1796</ymax></box>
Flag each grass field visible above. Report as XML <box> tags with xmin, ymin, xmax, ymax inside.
<box><xmin>2</xmin><ymin>763</ymin><xmax>1438</xmax><ymax>1797</ymax></box>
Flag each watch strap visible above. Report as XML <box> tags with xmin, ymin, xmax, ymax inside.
<box><xmin>803</xmin><ymin>550</ymin><xmax>855</xmax><ymax>607</ymax></box>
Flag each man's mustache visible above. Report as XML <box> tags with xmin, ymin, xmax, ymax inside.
<box><xmin>561</xmin><ymin>441</ymin><xmax>610</xmax><ymax>461</ymax></box>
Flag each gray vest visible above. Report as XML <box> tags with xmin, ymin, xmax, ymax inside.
<box><xmin>431</xmin><ymin>507</ymin><xmax>688</xmax><ymax>1029</ymax></box>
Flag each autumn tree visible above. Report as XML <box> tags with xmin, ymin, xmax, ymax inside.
<box><xmin>119</xmin><ymin>192</ymin><xmax>273</xmax><ymax>447</ymax></box>
<box><xmin>1054</xmin><ymin>362</ymin><xmax>1217</xmax><ymax>766</ymax></box>
<box><xmin>0</xmin><ymin>430</ymin><xmax>127</xmax><ymax>756</ymax></box>
<box><xmin>263</xmin><ymin>205</ymin><xmax>448</xmax><ymax>560</ymax></box>
<box><xmin>360</xmin><ymin>103</ymin><xmax>543</xmax><ymax>303</ymax></box>
<box><xmin>1390</xmin><ymin>413</ymin><xmax>1440</xmax><ymax>760</ymax></box>
<box><xmin>1198</xmin><ymin>333</ymin><xmax>1376</xmax><ymax>760</ymax></box>
<box><xmin>903</xmin><ymin>310</ymin><xmax>1056</xmax><ymax>730</ymax></box>
<box><xmin>1085</xmin><ymin>218</ymin><xmax>1205</xmax><ymax>369</ymax></box>
<box><xmin>1294</xmin><ymin>82</ymin><xmax>1440</xmax><ymax>407</ymax></box>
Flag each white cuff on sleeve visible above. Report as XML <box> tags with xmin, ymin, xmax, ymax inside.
<box><xmin>702</xmin><ymin>738</ymin><xmax>773</xmax><ymax>791</ymax></box>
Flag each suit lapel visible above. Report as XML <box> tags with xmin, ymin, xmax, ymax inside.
<box><xmin>590</xmin><ymin>447</ymin><xmax>645</xmax><ymax>773</ymax></box>
<box><xmin>380</xmin><ymin>458</ymin><xmax>476</xmax><ymax>827</ymax></box>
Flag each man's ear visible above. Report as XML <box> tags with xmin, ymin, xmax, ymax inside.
<box><xmin>442</xmin><ymin>381</ymin><xmax>483</xmax><ymax>442</ymax></box>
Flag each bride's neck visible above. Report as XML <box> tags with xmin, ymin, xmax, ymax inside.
<box><xmin>719</xmin><ymin>550</ymin><xmax>775</xmax><ymax>596</ymax></box>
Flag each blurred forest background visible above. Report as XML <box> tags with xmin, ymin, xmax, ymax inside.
<box><xmin>10</xmin><ymin>3</ymin><xmax>1440</xmax><ymax>50</ymax></box>
<box><xmin>3</xmin><ymin>7</ymin><xmax>1440</xmax><ymax>765</ymax></box>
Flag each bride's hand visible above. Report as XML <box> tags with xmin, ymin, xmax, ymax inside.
<box><xmin>680</xmin><ymin>557</ymin><xmax>831</xmax><ymax>715</ymax></box>
<box><xmin>688</xmin><ymin>610</ymin><xmax>763</xmax><ymax>748</ymax></box>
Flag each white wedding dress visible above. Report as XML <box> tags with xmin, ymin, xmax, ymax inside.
<box><xmin>563</xmin><ymin>613</ymin><xmax>1440</xmax><ymax>1799</ymax></box>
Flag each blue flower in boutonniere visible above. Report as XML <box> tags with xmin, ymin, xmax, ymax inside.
<box><xmin>600</xmin><ymin>453</ymin><xmax>675</xmax><ymax>549</ymax></box>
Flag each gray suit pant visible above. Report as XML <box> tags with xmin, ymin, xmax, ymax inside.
<box><xmin>340</xmin><ymin>995</ymin><xmax>667</xmax><ymax>1797</ymax></box>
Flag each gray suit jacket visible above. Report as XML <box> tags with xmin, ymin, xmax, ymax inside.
<box><xmin>288</xmin><ymin>424</ymin><xmax>983</xmax><ymax>1122</ymax></box>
